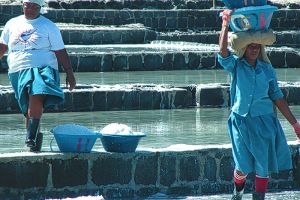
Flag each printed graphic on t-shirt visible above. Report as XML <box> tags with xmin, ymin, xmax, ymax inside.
<box><xmin>12</xmin><ymin>27</ymin><xmax>39</xmax><ymax>50</ymax></box>
<box><xmin>16</xmin><ymin>29</ymin><xmax>38</xmax><ymax>47</ymax></box>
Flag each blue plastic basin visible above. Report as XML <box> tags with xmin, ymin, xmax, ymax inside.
<box><xmin>100</xmin><ymin>133</ymin><xmax>146</xmax><ymax>153</ymax></box>
<box><xmin>51</xmin><ymin>124</ymin><xmax>101</xmax><ymax>153</ymax></box>
<box><xmin>228</xmin><ymin>5</ymin><xmax>278</xmax><ymax>32</ymax></box>
<box><xmin>222</xmin><ymin>0</ymin><xmax>267</xmax><ymax>9</ymax></box>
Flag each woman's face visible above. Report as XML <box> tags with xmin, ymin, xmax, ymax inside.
<box><xmin>23</xmin><ymin>2</ymin><xmax>41</xmax><ymax>19</ymax></box>
<box><xmin>244</xmin><ymin>43</ymin><xmax>261</xmax><ymax>64</ymax></box>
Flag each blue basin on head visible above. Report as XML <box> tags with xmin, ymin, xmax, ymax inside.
<box><xmin>222</xmin><ymin>0</ymin><xmax>267</xmax><ymax>9</ymax></box>
<box><xmin>228</xmin><ymin>5</ymin><xmax>278</xmax><ymax>32</ymax></box>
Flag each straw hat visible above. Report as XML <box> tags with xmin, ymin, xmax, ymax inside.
<box><xmin>228</xmin><ymin>29</ymin><xmax>276</xmax><ymax>63</ymax></box>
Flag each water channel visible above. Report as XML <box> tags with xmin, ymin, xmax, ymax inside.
<box><xmin>0</xmin><ymin>68</ymin><xmax>300</xmax><ymax>86</ymax></box>
<box><xmin>0</xmin><ymin>106</ymin><xmax>299</xmax><ymax>153</ymax></box>
<box><xmin>0</xmin><ymin>69</ymin><xmax>300</xmax><ymax>153</ymax></box>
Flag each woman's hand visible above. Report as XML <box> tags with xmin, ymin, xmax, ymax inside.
<box><xmin>274</xmin><ymin>98</ymin><xmax>299</xmax><ymax>141</ymax></box>
<box><xmin>292</xmin><ymin>122</ymin><xmax>300</xmax><ymax>141</ymax></box>
<box><xmin>65</xmin><ymin>70</ymin><xmax>76</xmax><ymax>91</ymax></box>
<box><xmin>221</xmin><ymin>9</ymin><xmax>233</xmax><ymax>27</ymax></box>
<box><xmin>54</xmin><ymin>48</ymin><xmax>77</xmax><ymax>91</ymax></box>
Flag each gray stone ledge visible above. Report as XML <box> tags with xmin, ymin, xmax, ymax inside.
<box><xmin>158</xmin><ymin>30</ymin><xmax>300</xmax><ymax>48</ymax></box>
<box><xmin>1</xmin><ymin>82</ymin><xmax>300</xmax><ymax>113</ymax></box>
<box><xmin>1</xmin><ymin>6</ymin><xmax>300</xmax><ymax>31</ymax></box>
<box><xmin>0</xmin><ymin>142</ymin><xmax>299</xmax><ymax>199</ymax></box>
<box><xmin>195</xmin><ymin>82</ymin><xmax>300</xmax><ymax>107</ymax></box>
<box><xmin>0</xmin><ymin>84</ymin><xmax>190</xmax><ymax>113</ymax></box>
<box><xmin>1</xmin><ymin>43</ymin><xmax>299</xmax><ymax>72</ymax></box>
<box><xmin>1</xmin><ymin>0</ymin><xmax>299</xmax><ymax>9</ymax></box>
<box><xmin>0</xmin><ymin>0</ymin><xmax>222</xmax><ymax>9</ymax></box>
<box><xmin>2</xmin><ymin>25</ymin><xmax>299</xmax><ymax>47</ymax></box>
<box><xmin>43</xmin><ymin>8</ymin><xmax>300</xmax><ymax>31</ymax></box>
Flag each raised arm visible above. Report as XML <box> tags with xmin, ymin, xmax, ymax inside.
<box><xmin>219</xmin><ymin>10</ymin><xmax>232</xmax><ymax>58</ymax></box>
<box><xmin>54</xmin><ymin>48</ymin><xmax>76</xmax><ymax>91</ymax></box>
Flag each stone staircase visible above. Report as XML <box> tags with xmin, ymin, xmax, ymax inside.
<box><xmin>0</xmin><ymin>0</ymin><xmax>300</xmax><ymax>199</ymax></box>
<box><xmin>1</xmin><ymin>1</ymin><xmax>300</xmax><ymax>112</ymax></box>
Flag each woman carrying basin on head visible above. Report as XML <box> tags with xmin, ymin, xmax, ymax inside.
<box><xmin>218</xmin><ymin>9</ymin><xmax>300</xmax><ymax>200</ymax></box>
<box><xmin>0</xmin><ymin>0</ymin><xmax>76</xmax><ymax>152</ymax></box>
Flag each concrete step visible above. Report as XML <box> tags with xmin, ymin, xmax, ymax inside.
<box><xmin>35</xmin><ymin>8</ymin><xmax>300</xmax><ymax>32</ymax></box>
<box><xmin>1</xmin><ymin>68</ymin><xmax>299</xmax><ymax>88</ymax></box>
<box><xmin>46</xmin><ymin>0</ymin><xmax>300</xmax><ymax>10</ymax></box>
<box><xmin>50</xmin><ymin>0</ymin><xmax>300</xmax><ymax>10</ymax></box>
<box><xmin>66</xmin><ymin>43</ymin><xmax>300</xmax><ymax>71</ymax></box>
<box><xmin>0</xmin><ymin>81</ymin><xmax>300</xmax><ymax>114</ymax></box>
<box><xmin>0</xmin><ymin>84</ymin><xmax>192</xmax><ymax>113</ymax></box>
<box><xmin>1</xmin><ymin>0</ymin><xmax>299</xmax><ymax>10</ymax></box>
<box><xmin>1</xmin><ymin>24</ymin><xmax>299</xmax><ymax>47</ymax></box>
<box><xmin>0</xmin><ymin>0</ymin><xmax>217</xmax><ymax>10</ymax></box>
<box><xmin>57</xmin><ymin>23</ymin><xmax>157</xmax><ymax>45</ymax></box>
<box><xmin>1</xmin><ymin>5</ymin><xmax>299</xmax><ymax>31</ymax></box>
<box><xmin>46</xmin><ymin>0</ymin><xmax>217</xmax><ymax>10</ymax></box>
<box><xmin>0</xmin><ymin>144</ymin><xmax>299</xmax><ymax>199</ymax></box>
<box><xmin>158</xmin><ymin>30</ymin><xmax>300</xmax><ymax>48</ymax></box>
<box><xmin>1</xmin><ymin>43</ymin><xmax>299</xmax><ymax>72</ymax></box>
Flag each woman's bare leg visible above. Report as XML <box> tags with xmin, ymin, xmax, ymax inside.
<box><xmin>25</xmin><ymin>95</ymin><xmax>44</xmax><ymax>149</ymax></box>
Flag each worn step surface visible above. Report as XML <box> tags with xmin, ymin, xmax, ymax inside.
<box><xmin>57</xmin><ymin>23</ymin><xmax>157</xmax><ymax>45</ymax></box>
<box><xmin>0</xmin><ymin>84</ymin><xmax>191</xmax><ymax>113</ymax></box>
<box><xmin>45</xmin><ymin>0</ymin><xmax>300</xmax><ymax>9</ymax></box>
<box><xmin>0</xmin><ymin>68</ymin><xmax>298</xmax><ymax>87</ymax></box>
<box><xmin>1</xmin><ymin>81</ymin><xmax>300</xmax><ymax>113</ymax></box>
<box><xmin>1</xmin><ymin>0</ymin><xmax>298</xmax><ymax>9</ymax></box>
<box><xmin>1</xmin><ymin>5</ymin><xmax>300</xmax><ymax>31</ymax></box>
<box><xmin>1</xmin><ymin>24</ymin><xmax>299</xmax><ymax>47</ymax></box>
<box><xmin>158</xmin><ymin>30</ymin><xmax>300</xmax><ymax>48</ymax></box>
<box><xmin>1</xmin><ymin>42</ymin><xmax>299</xmax><ymax>72</ymax></box>
<box><xmin>39</xmin><ymin>8</ymin><xmax>300</xmax><ymax>31</ymax></box>
<box><xmin>0</xmin><ymin>0</ymin><xmax>218</xmax><ymax>9</ymax></box>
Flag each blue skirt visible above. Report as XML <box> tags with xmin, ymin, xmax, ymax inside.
<box><xmin>8</xmin><ymin>66</ymin><xmax>64</xmax><ymax>115</ymax></box>
<box><xmin>228</xmin><ymin>112</ymin><xmax>292</xmax><ymax>177</ymax></box>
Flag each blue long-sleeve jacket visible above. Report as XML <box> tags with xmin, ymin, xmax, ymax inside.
<box><xmin>218</xmin><ymin>52</ymin><xmax>283</xmax><ymax>117</ymax></box>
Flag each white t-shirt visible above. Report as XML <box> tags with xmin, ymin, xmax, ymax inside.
<box><xmin>0</xmin><ymin>15</ymin><xmax>65</xmax><ymax>73</ymax></box>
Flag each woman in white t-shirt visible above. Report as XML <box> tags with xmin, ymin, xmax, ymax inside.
<box><xmin>0</xmin><ymin>0</ymin><xmax>76</xmax><ymax>152</ymax></box>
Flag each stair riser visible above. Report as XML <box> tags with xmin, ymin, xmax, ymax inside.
<box><xmin>158</xmin><ymin>32</ymin><xmax>300</xmax><ymax>47</ymax></box>
<box><xmin>2</xmin><ymin>50</ymin><xmax>299</xmax><ymax>72</ymax></box>
<box><xmin>0</xmin><ymin>86</ymin><xmax>191</xmax><ymax>113</ymax></box>
<box><xmin>3</xmin><ymin>0</ymin><xmax>298</xmax><ymax>10</ymax></box>
<box><xmin>2</xmin><ymin>27</ymin><xmax>299</xmax><ymax>47</ymax></box>
<box><xmin>0</xmin><ymin>83</ymin><xmax>300</xmax><ymax>113</ymax></box>
<box><xmin>1</xmin><ymin>6</ymin><xmax>300</xmax><ymax>31</ymax></box>
<box><xmin>61</xmin><ymin>29</ymin><xmax>157</xmax><ymax>45</ymax></box>
<box><xmin>0</xmin><ymin>50</ymin><xmax>299</xmax><ymax>72</ymax></box>
<box><xmin>47</xmin><ymin>0</ymin><xmax>218</xmax><ymax>10</ymax></box>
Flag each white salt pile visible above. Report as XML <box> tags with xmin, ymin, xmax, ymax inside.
<box><xmin>100</xmin><ymin>123</ymin><xmax>133</xmax><ymax>135</ymax></box>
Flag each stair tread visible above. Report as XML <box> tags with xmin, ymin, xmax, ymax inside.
<box><xmin>1</xmin><ymin>69</ymin><xmax>299</xmax><ymax>87</ymax></box>
<box><xmin>2</xmin><ymin>24</ymin><xmax>299</xmax><ymax>33</ymax></box>
<box><xmin>1</xmin><ymin>0</ymin><xmax>299</xmax><ymax>9</ymax></box>
<box><xmin>0</xmin><ymin>23</ymin><xmax>149</xmax><ymax>30</ymax></box>
<box><xmin>64</xmin><ymin>42</ymin><xmax>299</xmax><ymax>54</ymax></box>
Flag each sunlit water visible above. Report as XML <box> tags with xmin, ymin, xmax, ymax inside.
<box><xmin>0</xmin><ymin>107</ymin><xmax>299</xmax><ymax>153</ymax></box>
<box><xmin>0</xmin><ymin>68</ymin><xmax>299</xmax><ymax>153</ymax></box>
<box><xmin>0</xmin><ymin>68</ymin><xmax>300</xmax><ymax>86</ymax></box>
